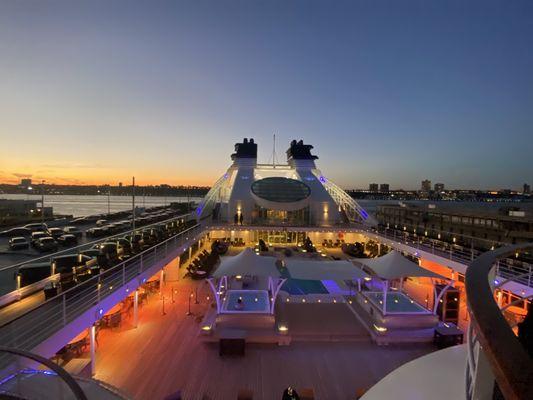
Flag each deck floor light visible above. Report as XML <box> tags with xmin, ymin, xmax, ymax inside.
<box><xmin>186</xmin><ymin>292</ymin><xmax>193</xmax><ymax>316</ymax></box>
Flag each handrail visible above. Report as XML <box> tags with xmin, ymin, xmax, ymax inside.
<box><xmin>361</xmin><ymin>225</ymin><xmax>533</xmax><ymax>288</ymax></box>
<box><xmin>0</xmin><ymin>224</ymin><xmax>204</xmax><ymax>363</ymax></box>
<box><xmin>0</xmin><ymin>346</ymin><xmax>88</xmax><ymax>400</ymax></box>
<box><xmin>465</xmin><ymin>243</ymin><xmax>533</xmax><ymax>400</ymax></box>
<box><xmin>0</xmin><ymin>223</ymin><xmax>201</xmax><ymax>330</ymax></box>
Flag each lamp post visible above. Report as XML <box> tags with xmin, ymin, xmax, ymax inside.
<box><xmin>187</xmin><ymin>186</ymin><xmax>190</xmax><ymax>213</ymax></box>
<box><xmin>132</xmin><ymin>177</ymin><xmax>136</xmax><ymax>233</ymax></box>
<box><xmin>41</xmin><ymin>180</ymin><xmax>45</xmax><ymax>225</ymax></box>
<box><xmin>107</xmin><ymin>188</ymin><xmax>111</xmax><ymax>216</ymax></box>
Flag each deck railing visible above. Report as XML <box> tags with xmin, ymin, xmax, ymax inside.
<box><xmin>465</xmin><ymin>243</ymin><xmax>533</xmax><ymax>400</ymax></box>
<box><xmin>0</xmin><ymin>212</ymin><xmax>193</xmax><ymax>298</ymax></box>
<box><xmin>0</xmin><ymin>223</ymin><xmax>203</xmax><ymax>363</ymax></box>
<box><xmin>363</xmin><ymin>225</ymin><xmax>533</xmax><ymax>288</ymax></box>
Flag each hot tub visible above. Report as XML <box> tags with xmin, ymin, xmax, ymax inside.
<box><xmin>364</xmin><ymin>291</ymin><xmax>430</xmax><ymax>314</ymax></box>
<box><xmin>354</xmin><ymin>291</ymin><xmax>439</xmax><ymax>340</ymax></box>
<box><xmin>220</xmin><ymin>290</ymin><xmax>271</xmax><ymax>314</ymax></box>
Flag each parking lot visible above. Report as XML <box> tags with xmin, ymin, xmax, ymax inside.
<box><xmin>0</xmin><ymin>206</ymin><xmax>193</xmax><ymax>296</ymax></box>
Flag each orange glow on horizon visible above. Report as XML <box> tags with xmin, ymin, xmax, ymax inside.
<box><xmin>0</xmin><ymin>169</ymin><xmax>216</xmax><ymax>187</ymax></box>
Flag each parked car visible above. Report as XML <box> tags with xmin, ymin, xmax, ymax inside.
<box><xmin>86</xmin><ymin>227</ymin><xmax>106</xmax><ymax>238</ymax></box>
<box><xmin>24</xmin><ymin>223</ymin><xmax>48</xmax><ymax>232</ymax></box>
<box><xmin>116</xmin><ymin>238</ymin><xmax>133</xmax><ymax>258</ymax></box>
<box><xmin>124</xmin><ymin>234</ymin><xmax>146</xmax><ymax>253</ymax></box>
<box><xmin>57</xmin><ymin>234</ymin><xmax>78</xmax><ymax>247</ymax></box>
<box><xmin>96</xmin><ymin>219</ymin><xmax>108</xmax><ymax>227</ymax></box>
<box><xmin>31</xmin><ymin>231</ymin><xmax>50</xmax><ymax>247</ymax></box>
<box><xmin>9</xmin><ymin>237</ymin><xmax>29</xmax><ymax>250</ymax></box>
<box><xmin>141</xmin><ymin>230</ymin><xmax>157</xmax><ymax>246</ymax></box>
<box><xmin>0</xmin><ymin>227</ymin><xmax>32</xmax><ymax>237</ymax></box>
<box><xmin>63</xmin><ymin>226</ymin><xmax>83</xmax><ymax>237</ymax></box>
<box><xmin>47</xmin><ymin>227</ymin><xmax>65</xmax><ymax>239</ymax></box>
<box><xmin>35</xmin><ymin>237</ymin><xmax>58</xmax><ymax>252</ymax></box>
<box><xmin>93</xmin><ymin>242</ymin><xmax>119</xmax><ymax>267</ymax></box>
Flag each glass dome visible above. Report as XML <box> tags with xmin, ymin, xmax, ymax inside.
<box><xmin>251</xmin><ymin>177</ymin><xmax>311</xmax><ymax>203</ymax></box>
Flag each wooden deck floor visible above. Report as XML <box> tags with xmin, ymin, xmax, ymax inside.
<box><xmin>91</xmin><ymin>269</ymin><xmax>435</xmax><ymax>400</ymax></box>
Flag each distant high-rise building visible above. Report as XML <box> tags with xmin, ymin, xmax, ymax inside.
<box><xmin>434</xmin><ymin>183</ymin><xmax>445</xmax><ymax>192</ymax></box>
<box><xmin>369</xmin><ymin>183</ymin><xmax>379</xmax><ymax>192</ymax></box>
<box><xmin>379</xmin><ymin>184</ymin><xmax>390</xmax><ymax>193</ymax></box>
<box><xmin>421</xmin><ymin>179</ymin><xmax>431</xmax><ymax>192</ymax></box>
<box><xmin>523</xmin><ymin>183</ymin><xmax>531</xmax><ymax>194</ymax></box>
<box><xmin>20</xmin><ymin>178</ymin><xmax>32</xmax><ymax>188</ymax></box>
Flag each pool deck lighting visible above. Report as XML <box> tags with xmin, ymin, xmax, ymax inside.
<box><xmin>373</xmin><ymin>324</ymin><xmax>388</xmax><ymax>333</ymax></box>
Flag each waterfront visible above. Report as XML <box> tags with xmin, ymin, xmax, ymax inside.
<box><xmin>2</xmin><ymin>194</ymin><xmax>531</xmax><ymax>220</ymax></box>
<box><xmin>0</xmin><ymin>194</ymin><xmax>203</xmax><ymax>218</ymax></box>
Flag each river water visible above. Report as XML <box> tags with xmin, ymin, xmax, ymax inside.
<box><xmin>2</xmin><ymin>194</ymin><xmax>529</xmax><ymax>218</ymax></box>
<box><xmin>1</xmin><ymin>194</ymin><xmax>204</xmax><ymax>217</ymax></box>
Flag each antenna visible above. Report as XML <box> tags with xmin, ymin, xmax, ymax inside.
<box><xmin>272</xmin><ymin>133</ymin><xmax>277</xmax><ymax>168</ymax></box>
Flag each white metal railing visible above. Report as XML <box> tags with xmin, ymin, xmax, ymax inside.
<box><xmin>196</xmin><ymin>173</ymin><xmax>230</xmax><ymax>220</ymax></box>
<box><xmin>0</xmin><ymin>223</ymin><xmax>204</xmax><ymax>365</ymax></box>
<box><xmin>465</xmin><ymin>244</ymin><xmax>533</xmax><ymax>400</ymax></box>
<box><xmin>322</xmin><ymin>179</ymin><xmax>377</xmax><ymax>225</ymax></box>
<box><xmin>0</xmin><ymin>212</ymin><xmax>193</xmax><ymax>298</ymax></box>
<box><xmin>363</xmin><ymin>225</ymin><xmax>533</xmax><ymax>288</ymax></box>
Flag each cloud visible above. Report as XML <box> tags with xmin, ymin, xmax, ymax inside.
<box><xmin>12</xmin><ymin>172</ymin><xmax>33</xmax><ymax>178</ymax></box>
<box><xmin>41</xmin><ymin>163</ymin><xmax>110</xmax><ymax>169</ymax></box>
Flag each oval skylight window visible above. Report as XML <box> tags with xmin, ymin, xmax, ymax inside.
<box><xmin>251</xmin><ymin>177</ymin><xmax>311</xmax><ymax>203</ymax></box>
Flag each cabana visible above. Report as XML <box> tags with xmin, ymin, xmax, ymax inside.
<box><xmin>209</xmin><ymin>249</ymin><xmax>372</xmax><ymax>314</ymax></box>
<box><xmin>209</xmin><ymin>248</ymin><xmax>284</xmax><ymax>314</ymax></box>
<box><xmin>354</xmin><ymin>251</ymin><xmax>453</xmax><ymax>315</ymax></box>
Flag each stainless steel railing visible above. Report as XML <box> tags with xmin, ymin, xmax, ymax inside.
<box><xmin>0</xmin><ymin>223</ymin><xmax>204</xmax><ymax>363</ymax></box>
<box><xmin>0</xmin><ymin>212</ymin><xmax>193</xmax><ymax>297</ymax></box>
<box><xmin>363</xmin><ymin>225</ymin><xmax>533</xmax><ymax>288</ymax></box>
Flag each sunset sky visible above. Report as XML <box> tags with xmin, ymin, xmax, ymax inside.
<box><xmin>0</xmin><ymin>1</ymin><xmax>531</xmax><ymax>190</ymax></box>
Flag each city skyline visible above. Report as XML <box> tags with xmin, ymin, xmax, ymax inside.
<box><xmin>2</xmin><ymin>176</ymin><xmax>530</xmax><ymax>193</ymax></box>
<box><xmin>1</xmin><ymin>1</ymin><xmax>532</xmax><ymax>189</ymax></box>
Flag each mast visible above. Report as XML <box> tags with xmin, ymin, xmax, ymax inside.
<box><xmin>273</xmin><ymin>133</ymin><xmax>276</xmax><ymax>168</ymax></box>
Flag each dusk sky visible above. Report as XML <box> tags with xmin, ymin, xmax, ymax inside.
<box><xmin>0</xmin><ymin>1</ymin><xmax>531</xmax><ymax>190</ymax></box>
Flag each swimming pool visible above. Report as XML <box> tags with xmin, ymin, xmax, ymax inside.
<box><xmin>221</xmin><ymin>290</ymin><xmax>271</xmax><ymax>314</ymax></box>
<box><xmin>363</xmin><ymin>291</ymin><xmax>430</xmax><ymax>314</ymax></box>
<box><xmin>281</xmin><ymin>279</ymin><xmax>329</xmax><ymax>295</ymax></box>
<box><xmin>278</xmin><ymin>266</ymin><xmax>330</xmax><ymax>295</ymax></box>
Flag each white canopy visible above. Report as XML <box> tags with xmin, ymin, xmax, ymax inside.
<box><xmin>285</xmin><ymin>259</ymin><xmax>369</xmax><ymax>281</ymax></box>
<box><xmin>212</xmin><ymin>247</ymin><xmax>281</xmax><ymax>278</ymax></box>
<box><xmin>354</xmin><ymin>251</ymin><xmax>446</xmax><ymax>280</ymax></box>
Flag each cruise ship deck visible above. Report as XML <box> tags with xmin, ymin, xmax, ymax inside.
<box><xmin>0</xmin><ymin>139</ymin><xmax>531</xmax><ymax>400</ymax></box>
<box><xmin>91</xmin><ymin>265</ymin><xmax>432</xmax><ymax>400</ymax></box>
